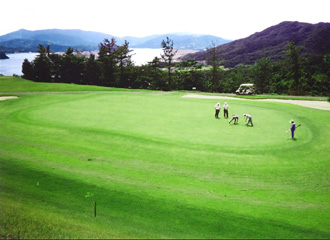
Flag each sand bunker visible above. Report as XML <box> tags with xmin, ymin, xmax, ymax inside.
<box><xmin>0</xmin><ymin>96</ymin><xmax>18</xmax><ymax>101</ymax></box>
<box><xmin>182</xmin><ymin>94</ymin><xmax>330</xmax><ymax>111</ymax></box>
<box><xmin>1</xmin><ymin>94</ymin><xmax>329</xmax><ymax>111</ymax></box>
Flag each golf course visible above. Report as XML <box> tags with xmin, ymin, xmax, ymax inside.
<box><xmin>0</xmin><ymin>76</ymin><xmax>329</xmax><ymax>239</ymax></box>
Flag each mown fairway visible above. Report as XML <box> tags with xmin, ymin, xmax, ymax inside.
<box><xmin>0</xmin><ymin>78</ymin><xmax>329</xmax><ymax>239</ymax></box>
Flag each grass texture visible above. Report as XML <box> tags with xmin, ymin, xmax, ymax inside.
<box><xmin>0</xmin><ymin>77</ymin><xmax>329</xmax><ymax>239</ymax></box>
<box><xmin>0</xmin><ymin>76</ymin><xmax>131</xmax><ymax>93</ymax></box>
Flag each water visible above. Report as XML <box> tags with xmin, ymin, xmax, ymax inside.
<box><xmin>0</xmin><ymin>48</ymin><xmax>163</xmax><ymax>76</ymax></box>
<box><xmin>131</xmin><ymin>48</ymin><xmax>164</xmax><ymax>65</ymax></box>
<box><xmin>0</xmin><ymin>52</ymin><xmax>38</xmax><ymax>76</ymax></box>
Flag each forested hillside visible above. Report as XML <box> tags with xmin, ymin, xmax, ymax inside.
<box><xmin>183</xmin><ymin>21</ymin><xmax>330</xmax><ymax>67</ymax></box>
<box><xmin>7</xmin><ymin>21</ymin><xmax>329</xmax><ymax>96</ymax></box>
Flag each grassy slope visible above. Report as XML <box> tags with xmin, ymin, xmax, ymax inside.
<box><xmin>0</xmin><ymin>77</ymin><xmax>329</xmax><ymax>239</ymax></box>
<box><xmin>0</xmin><ymin>76</ymin><xmax>132</xmax><ymax>93</ymax></box>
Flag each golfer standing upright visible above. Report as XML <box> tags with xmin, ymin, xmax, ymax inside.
<box><xmin>223</xmin><ymin>102</ymin><xmax>229</xmax><ymax>118</ymax></box>
<box><xmin>214</xmin><ymin>102</ymin><xmax>221</xmax><ymax>118</ymax></box>
<box><xmin>289</xmin><ymin>120</ymin><xmax>296</xmax><ymax>138</ymax></box>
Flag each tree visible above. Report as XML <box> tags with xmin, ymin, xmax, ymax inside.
<box><xmin>310</xmin><ymin>73</ymin><xmax>330</xmax><ymax>96</ymax></box>
<box><xmin>98</xmin><ymin>38</ymin><xmax>118</xmax><ymax>86</ymax></box>
<box><xmin>83</xmin><ymin>54</ymin><xmax>101</xmax><ymax>85</ymax></box>
<box><xmin>161</xmin><ymin>37</ymin><xmax>177</xmax><ymax>90</ymax></box>
<box><xmin>225</xmin><ymin>65</ymin><xmax>252</xmax><ymax>93</ymax></box>
<box><xmin>284</xmin><ymin>41</ymin><xmax>305</xmax><ymax>94</ymax></box>
<box><xmin>175</xmin><ymin>58</ymin><xmax>204</xmax><ymax>91</ymax></box>
<box><xmin>59</xmin><ymin>48</ymin><xmax>85</xmax><ymax>84</ymax></box>
<box><xmin>137</xmin><ymin>57</ymin><xmax>166</xmax><ymax>90</ymax></box>
<box><xmin>48</xmin><ymin>52</ymin><xmax>63</xmax><ymax>83</ymax></box>
<box><xmin>97</xmin><ymin>38</ymin><xmax>134</xmax><ymax>87</ymax></box>
<box><xmin>116</xmin><ymin>40</ymin><xmax>134</xmax><ymax>87</ymax></box>
<box><xmin>206</xmin><ymin>42</ymin><xmax>222</xmax><ymax>92</ymax></box>
<box><xmin>33</xmin><ymin>44</ymin><xmax>52</xmax><ymax>82</ymax></box>
<box><xmin>251</xmin><ymin>57</ymin><xmax>273</xmax><ymax>93</ymax></box>
<box><xmin>22</xmin><ymin>59</ymin><xmax>35</xmax><ymax>80</ymax></box>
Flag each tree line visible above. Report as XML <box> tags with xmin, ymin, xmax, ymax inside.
<box><xmin>22</xmin><ymin>38</ymin><xmax>330</xmax><ymax>96</ymax></box>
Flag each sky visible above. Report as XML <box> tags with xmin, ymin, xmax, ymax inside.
<box><xmin>2</xmin><ymin>0</ymin><xmax>330</xmax><ymax>40</ymax></box>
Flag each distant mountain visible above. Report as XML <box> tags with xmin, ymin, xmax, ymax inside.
<box><xmin>0</xmin><ymin>29</ymin><xmax>230</xmax><ymax>53</ymax></box>
<box><xmin>0</xmin><ymin>29</ymin><xmax>113</xmax><ymax>52</ymax></box>
<box><xmin>0</xmin><ymin>29</ymin><xmax>114</xmax><ymax>46</ymax></box>
<box><xmin>0</xmin><ymin>38</ymin><xmax>97</xmax><ymax>53</ymax></box>
<box><xmin>182</xmin><ymin>21</ymin><xmax>330</xmax><ymax>67</ymax></box>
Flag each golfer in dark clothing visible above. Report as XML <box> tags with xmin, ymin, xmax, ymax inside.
<box><xmin>290</xmin><ymin>120</ymin><xmax>296</xmax><ymax>138</ymax></box>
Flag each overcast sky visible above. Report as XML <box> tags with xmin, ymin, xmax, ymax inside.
<box><xmin>2</xmin><ymin>0</ymin><xmax>330</xmax><ymax>40</ymax></box>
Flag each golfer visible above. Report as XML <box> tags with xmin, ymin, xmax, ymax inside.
<box><xmin>289</xmin><ymin>120</ymin><xmax>296</xmax><ymax>139</ymax></box>
<box><xmin>244</xmin><ymin>113</ymin><xmax>253</xmax><ymax>127</ymax></box>
<box><xmin>229</xmin><ymin>114</ymin><xmax>239</xmax><ymax>124</ymax></box>
<box><xmin>223</xmin><ymin>102</ymin><xmax>229</xmax><ymax>118</ymax></box>
<box><xmin>214</xmin><ymin>102</ymin><xmax>221</xmax><ymax>118</ymax></box>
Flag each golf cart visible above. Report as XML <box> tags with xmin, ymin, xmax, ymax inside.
<box><xmin>235</xmin><ymin>83</ymin><xmax>255</xmax><ymax>95</ymax></box>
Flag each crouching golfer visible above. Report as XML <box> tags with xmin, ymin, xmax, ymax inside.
<box><xmin>229</xmin><ymin>114</ymin><xmax>239</xmax><ymax>125</ymax></box>
<box><xmin>244</xmin><ymin>113</ymin><xmax>253</xmax><ymax>127</ymax></box>
<box><xmin>214</xmin><ymin>102</ymin><xmax>221</xmax><ymax>118</ymax></box>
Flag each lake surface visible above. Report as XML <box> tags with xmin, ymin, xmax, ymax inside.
<box><xmin>0</xmin><ymin>48</ymin><xmax>164</xmax><ymax>76</ymax></box>
<box><xmin>0</xmin><ymin>53</ymin><xmax>38</xmax><ymax>76</ymax></box>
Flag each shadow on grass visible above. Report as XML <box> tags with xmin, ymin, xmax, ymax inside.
<box><xmin>1</xmin><ymin>159</ymin><xmax>328</xmax><ymax>239</ymax></box>
<box><xmin>287</xmin><ymin>137</ymin><xmax>298</xmax><ymax>141</ymax></box>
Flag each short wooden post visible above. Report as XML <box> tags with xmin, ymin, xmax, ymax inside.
<box><xmin>94</xmin><ymin>201</ymin><xmax>96</xmax><ymax>217</ymax></box>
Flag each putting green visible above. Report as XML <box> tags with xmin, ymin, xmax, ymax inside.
<box><xmin>14</xmin><ymin>92</ymin><xmax>310</xmax><ymax>148</ymax></box>
<box><xmin>0</xmin><ymin>91</ymin><xmax>329</xmax><ymax>239</ymax></box>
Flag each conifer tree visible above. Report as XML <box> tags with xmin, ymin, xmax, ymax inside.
<box><xmin>161</xmin><ymin>37</ymin><xmax>177</xmax><ymax>90</ymax></box>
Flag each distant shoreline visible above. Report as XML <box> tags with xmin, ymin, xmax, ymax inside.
<box><xmin>0</xmin><ymin>49</ymin><xmax>198</xmax><ymax>76</ymax></box>
<box><xmin>43</xmin><ymin>48</ymin><xmax>199</xmax><ymax>61</ymax></box>
<box><xmin>173</xmin><ymin>49</ymin><xmax>199</xmax><ymax>60</ymax></box>
<box><xmin>0</xmin><ymin>52</ymin><xmax>9</xmax><ymax>59</ymax></box>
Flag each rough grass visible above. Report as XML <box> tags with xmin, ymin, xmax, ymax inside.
<box><xmin>0</xmin><ymin>78</ymin><xmax>329</xmax><ymax>239</ymax></box>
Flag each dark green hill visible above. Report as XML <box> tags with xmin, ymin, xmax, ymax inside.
<box><xmin>182</xmin><ymin>21</ymin><xmax>330</xmax><ymax>67</ymax></box>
